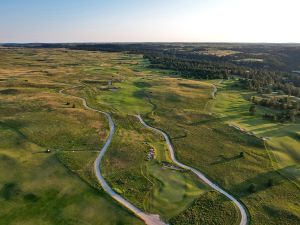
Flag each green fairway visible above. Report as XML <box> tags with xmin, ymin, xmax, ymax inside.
<box><xmin>100</xmin><ymin>114</ymin><xmax>212</xmax><ymax>221</ymax></box>
<box><xmin>208</xmin><ymin>80</ymin><xmax>300</xmax><ymax>186</ymax></box>
<box><xmin>135</xmin><ymin>77</ymin><xmax>300</xmax><ymax>224</ymax></box>
<box><xmin>145</xmin><ymin>163</ymin><xmax>207</xmax><ymax>219</ymax></box>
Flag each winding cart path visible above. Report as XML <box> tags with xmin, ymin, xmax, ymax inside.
<box><xmin>137</xmin><ymin>115</ymin><xmax>248</xmax><ymax>225</ymax></box>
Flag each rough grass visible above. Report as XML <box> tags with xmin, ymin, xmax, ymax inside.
<box><xmin>74</xmin><ymin>53</ymin><xmax>299</xmax><ymax>224</ymax></box>
<box><xmin>0</xmin><ymin>124</ymin><xmax>142</xmax><ymax>225</ymax></box>
<box><xmin>144</xmin><ymin>79</ymin><xmax>300</xmax><ymax>224</ymax></box>
<box><xmin>92</xmin><ymin>75</ymin><xmax>241</xmax><ymax>223</ymax></box>
<box><xmin>1</xmin><ymin>48</ymin><xmax>299</xmax><ymax>225</ymax></box>
<box><xmin>101</xmin><ymin>114</ymin><xmax>209</xmax><ymax>221</ymax></box>
<box><xmin>0</xmin><ymin>48</ymin><xmax>144</xmax><ymax>225</ymax></box>
<box><xmin>170</xmin><ymin>191</ymin><xmax>240</xmax><ymax>225</ymax></box>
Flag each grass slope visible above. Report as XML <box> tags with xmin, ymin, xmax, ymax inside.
<box><xmin>209</xmin><ymin>80</ymin><xmax>300</xmax><ymax>186</ymax></box>
<box><xmin>0</xmin><ymin>48</ymin><xmax>144</xmax><ymax>225</ymax></box>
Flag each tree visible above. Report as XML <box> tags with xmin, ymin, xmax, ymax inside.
<box><xmin>289</xmin><ymin>110</ymin><xmax>296</xmax><ymax>122</ymax></box>
<box><xmin>248</xmin><ymin>183</ymin><xmax>256</xmax><ymax>193</ymax></box>
<box><xmin>239</xmin><ymin>152</ymin><xmax>245</xmax><ymax>158</ymax></box>
<box><xmin>296</xmin><ymin>102</ymin><xmax>300</xmax><ymax>111</ymax></box>
<box><xmin>267</xmin><ymin>179</ymin><xmax>274</xmax><ymax>187</ymax></box>
<box><xmin>249</xmin><ymin>105</ymin><xmax>256</xmax><ymax>115</ymax></box>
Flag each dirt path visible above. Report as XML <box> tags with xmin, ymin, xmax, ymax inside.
<box><xmin>137</xmin><ymin>115</ymin><xmax>248</xmax><ymax>225</ymax></box>
<box><xmin>203</xmin><ymin>81</ymin><xmax>219</xmax><ymax>112</ymax></box>
<box><xmin>211</xmin><ymin>83</ymin><xmax>218</xmax><ymax>99</ymax></box>
<box><xmin>59</xmin><ymin>87</ymin><xmax>166</xmax><ymax>225</ymax></box>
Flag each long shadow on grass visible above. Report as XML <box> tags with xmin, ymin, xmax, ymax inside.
<box><xmin>0</xmin><ymin>120</ymin><xmax>28</xmax><ymax>140</ymax></box>
<box><xmin>231</xmin><ymin>165</ymin><xmax>300</xmax><ymax>197</ymax></box>
<box><xmin>210</xmin><ymin>155</ymin><xmax>242</xmax><ymax>165</ymax></box>
<box><xmin>186</xmin><ymin>116</ymin><xmax>223</xmax><ymax>126</ymax></box>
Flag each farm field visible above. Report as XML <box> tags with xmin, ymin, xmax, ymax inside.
<box><xmin>0</xmin><ymin>47</ymin><xmax>299</xmax><ymax>225</ymax></box>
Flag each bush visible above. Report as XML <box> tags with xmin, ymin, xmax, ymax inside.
<box><xmin>239</xmin><ymin>152</ymin><xmax>245</xmax><ymax>158</ymax></box>
<box><xmin>249</xmin><ymin>105</ymin><xmax>256</xmax><ymax>115</ymax></box>
<box><xmin>248</xmin><ymin>183</ymin><xmax>256</xmax><ymax>193</ymax></box>
<box><xmin>1</xmin><ymin>182</ymin><xmax>21</xmax><ymax>200</ymax></box>
<box><xmin>24</xmin><ymin>193</ymin><xmax>39</xmax><ymax>202</ymax></box>
<box><xmin>267</xmin><ymin>179</ymin><xmax>274</xmax><ymax>187</ymax></box>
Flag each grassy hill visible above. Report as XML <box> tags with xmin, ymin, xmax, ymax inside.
<box><xmin>1</xmin><ymin>47</ymin><xmax>299</xmax><ymax>225</ymax></box>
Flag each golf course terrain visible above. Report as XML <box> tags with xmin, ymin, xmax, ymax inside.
<box><xmin>0</xmin><ymin>47</ymin><xmax>299</xmax><ymax>225</ymax></box>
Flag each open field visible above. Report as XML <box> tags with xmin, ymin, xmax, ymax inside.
<box><xmin>0</xmin><ymin>48</ymin><xmax>144</xmax><ymax>225</ymax></box>
<box><xmin>1</xmin><ymin>47</ymin><xmax>299</xmax><ymax>225</ymax></box>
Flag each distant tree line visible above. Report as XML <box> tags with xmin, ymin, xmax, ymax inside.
<box><xmin>4</xmin><ymin>43</ymin><xmax>300</xmax><ymax>96</ymax></box>
<box><xmin>144</xmin><ymin>53</ymin><xmax>231</xmax><ymax>79</ymax></box>
<box><xmin>239</xmin><ymin>73</ymin><xmax>300</xmax><ymax>97</ymax></box>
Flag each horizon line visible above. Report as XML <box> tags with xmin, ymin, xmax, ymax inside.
<box><xmin>2</xmin><ymin>41</ymin><xmax>300</xmax><ymax>45</ymax></box>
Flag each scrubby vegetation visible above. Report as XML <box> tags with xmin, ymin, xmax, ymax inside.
<box><xmin>170</xmin><ymin>191</ymin><xmax>240</xmax><ymax>225</ymax></box>
<box><xmin>0</xmin><ymin>48</ymin><xmax>143</xmax><ymax>225</ymax></box>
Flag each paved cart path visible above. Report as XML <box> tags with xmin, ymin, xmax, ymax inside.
<box><xmin>137</xmin><ymin>115</ymin><xmax>248</xmax><ymax>225</ymax></box>
<box><xmin>59</xmin><ymin>87</ymin><xmax>166</xmax><ymax>225</ymax></box>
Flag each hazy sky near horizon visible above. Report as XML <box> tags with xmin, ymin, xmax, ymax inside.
<box><xmin>0</xmin><ymin>0</ymin><xmax>299</xmax><ymax>43</ymax></box>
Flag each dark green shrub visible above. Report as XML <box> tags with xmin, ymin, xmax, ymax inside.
<box><xmin>248</xmin><ymin>183</ymin><xmax>256</xmax><ymax>193</ymax></box>
<box><xmin>1</xmin><ymin>182</ymin><xmax>21</xmax><ymax>200</ymax></box>
<box><xmin>267</xmin><ymin>179</ymin><xmax>274</xmax><ymax>187</ymax></box>
<box><xmin>24</xmin><ymin>193</ymin><xmax>39</xmax><ymax>202</ymax></box>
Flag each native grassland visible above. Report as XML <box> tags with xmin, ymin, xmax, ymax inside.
<box><xmin>1</xmin><ymin>47</ymin><xmax>299</xmax><ymax>225</ymax></box>
<box><xmin>0</xmin><ymin>48</ymin><xmax>143</xmax><ymax>225</ymax></box>
<box><xmin>84</xmin><ymin>56</ymin><xmax>300</xmax><ymax>224</ymax></box>
<box><xmin>143</xmin><ymin>78</ymin><xmax>300</xmax><ymax>225</ymax></box>
<box><xmin>70</xmin><ymin>68</ymin><xmax>240</xmax><ymax>223</ymax></box>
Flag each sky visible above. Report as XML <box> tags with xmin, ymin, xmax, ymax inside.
<box><xmin>0</xmin><ymin>0</ymin><xmax>299</xmax><ymax>43</ymax></box>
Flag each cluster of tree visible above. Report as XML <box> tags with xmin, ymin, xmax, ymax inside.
<box><xmin>145</xmin><ymin>52</ymin><xmax>300</xmax><ymax>98</ymax></box>
<box><xmin>251</xmin><ymin>96</ymin><xmax>300</xmax><ymax>111</ymax></box>
<box><xmin>144</xmin><ymin>53</ymin><xmax>232</xmax><ymax>79</ymax></box>
<box><xmin>263</xmin><ymin>110</ymin><xmax>297</xmax><ymax>123</ymax></box>
<box><xmin>240</xmin><ymin>76</ymin><xmax>300</xmax><ymax>97</ymax></box>
<box><xmin>248</xmin><ymin>179</ymin><xmax>274</xmax><ymax>193</ymax></box>
<box><xmin>250</xmin><ymin>97</ymin><xmax>299</xmax><ymax>122</ymax></box>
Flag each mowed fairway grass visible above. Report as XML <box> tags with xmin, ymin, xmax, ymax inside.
<box><xmin>208</xmin><ymin>80</ymin><xmax>300</xmax><ymax>186</ymax></box>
